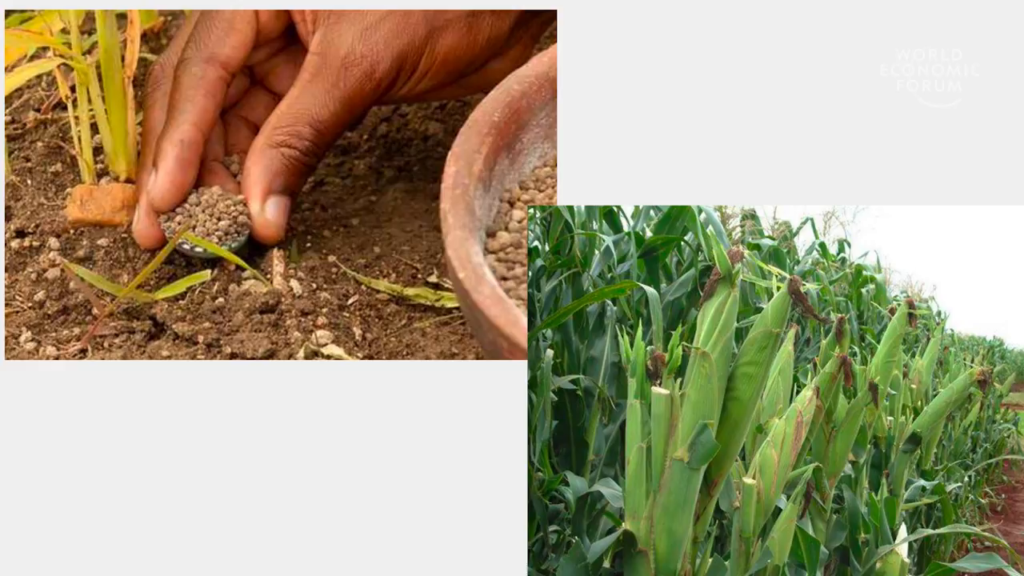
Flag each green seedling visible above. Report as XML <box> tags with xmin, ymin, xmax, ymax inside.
<box><xmin>65</xmin><ymin>225</ymin><xmax>269</xmax><ymax>350</ymax></box>
<box><xmin>182</xmin><ymin>233</ymin><xmax>270</xmax><ymax>285</ymax></box>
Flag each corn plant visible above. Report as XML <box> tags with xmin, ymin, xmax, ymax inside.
<box><xmin>5</xmin><ymin>10</ymin><xmax>142</xmax><ymax>184</ymax></box>
<box><xmin>65</xmin><ymin>227</ymin><xmax>270</xmax><ymax>349</ymax></box>
<box><xmin>528</xmin><ymin>206</ymin><xmax>1024</xmax><ymax>576</ymax></box>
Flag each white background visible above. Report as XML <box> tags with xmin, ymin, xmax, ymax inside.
<box><xmin>3</xmin><ymin>2</ymin><xmax>1024</xmax><ymax>575</ymax></box>
<box><xmin>761</xmin><ymin>206</ymin><xmax>1024</xmax><ymax>348</ymax></box>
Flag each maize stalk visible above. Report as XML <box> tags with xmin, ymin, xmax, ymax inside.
<box><xmin>693</xmin><ymin>277</ymin><xmax>797</xmax><ymax>540</ymax></box>
<box><xmin>624</xmin><ymin>245</ymin><xmax>743</xmax><ymax>576</ymax></box>
<box><xmin>745</xmin><ymin>325</ymin><xmax>798</xmax><ymax>466</ymax></box>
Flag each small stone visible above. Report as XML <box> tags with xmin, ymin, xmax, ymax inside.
<box><xmin>47</xmin><ymin>237</ymin><xmax>61</xmax><ymax>250</ymax></box>
<box><xmin>311</xmin><ymin>329</ymin><xmax>335</xmax><ymax>347</ymax></box>
<box><xmin>315</xmin><ymin>316</ymin><xmax>328</xmax><ymax>328</ymax></box>
<box><xmin>240</xmin><ymin>278</ymin><xmax>269</xmax><ymax>294</ymax></box>
<box><xmin>23</xmin><ymin>341</ymin><xmax>38</xmax><ymax>353</ymax></box>
<box><xmin>289</xmin><ymin>278</ymin><xmax>303</xmax><ymax>297</ymax></box>
<box><xmin>44</xmin><ymin>267</ymin><xmax>62</xmax><ymax>281</ymax></box>
<box><xmin>33</xmin><ymin>290</ymin><xmax>48</xmax><ymax>303</ymax></box>
<box><xmin>215</xmin><ymin>297</ymin><xmax>226</xmax><ymax>305</ymax></box>
<box><xmin>160</xmin><ymin>350</ymin><xmax>171</xmax><ymax>358</ymax></box>
<box><xmin>9</xmin><ymin>239</ymin><xmax>22</xmax><ymax>249</ymax></box>
<box><xmin>18</xmin><ymin>331</ymin><xmax>33</xmax><ymax>345</ymax></box>
<box><xmin>372</xmin><ymin>246</ymin><xmax>381</xmax><ymax>254</ymax></box>
<box><xmin>96</xmin><ymin>238</ymin><xmax>111</xmax><ymax>247</ymax></box>
<box><xmin>43</xmin><ymin>345</ymin><xmax>59</xmax><ymax>358</ymax></box>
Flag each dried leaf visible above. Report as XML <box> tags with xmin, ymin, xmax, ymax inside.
<box><xmin>319</xmin><ymin>344</ymin><xmax>355</xmax><ymax>360</ymax></box>
<box><xmin>339</xmin><ymin>264</ymin><xmax>459</xmax><ymax>309</ymax></box>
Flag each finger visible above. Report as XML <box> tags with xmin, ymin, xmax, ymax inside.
<box><xmin>243</xmin><ymin>38</ymin><xmax>383</xmax><ymax>245</ymax></box>
<box><xmin>223</xmin><ymin>84</ymin><xmax>281</xmax><ymax>155</ymax></box>
<box><xmin>197</xmin><ymin>119</ymin><xmax>241</xmax><ymax>194</ymax></box>
<box><xmin>222</xmin><ymin>45</ymin><xmax>305</xmax><ymax>154</ymax></box>
<box><xmin>146</xmin><ymin>10</ymin><xmax>259</xmax><ymax>215</ymax></box>
<box><xmin>400</xmin><ymin>12</ymin><xmax>556</xmax><ymax>103</ymax></box>
<box><xmin>134</xmin><ymin>12</ymin><xmax>201</xmax><ymax>249</ymax></box>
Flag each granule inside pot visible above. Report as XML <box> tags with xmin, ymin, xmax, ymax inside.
<box><xmin>157</xmin><ymin>185</ymin><xmax>251</xmax><ymax>247</ymax></box>
<box><xmin>485</xmin><ymin>156</ymin><xmax>557</xmax><ymax>314</ymax></box>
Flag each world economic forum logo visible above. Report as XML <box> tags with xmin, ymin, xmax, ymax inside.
<box><xmin>880</xmin><ymin>49</ymin><xmax>980</xmax><ymax>109</ymax></box>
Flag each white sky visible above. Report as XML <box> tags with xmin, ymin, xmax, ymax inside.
<box><xmin>757</xmin><ymin>206</ymin><xmax>1024</xmax><ymax>349</ymax></box>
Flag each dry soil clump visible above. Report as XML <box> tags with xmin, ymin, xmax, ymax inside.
<box><xmin>485</xmin><ymin>156</ymin><xmax>557</xmax><ymax>313</ymax></box>
<box><xmin>158</xmin><ymin>185</ymin><xmax>250</xmax><ymax>247</ymax></box>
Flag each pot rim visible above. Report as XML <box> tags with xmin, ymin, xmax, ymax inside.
<box><xmin>440</xmin><ymin>44</ymin><xmax>557</xmax><ymax>359</ymax></box>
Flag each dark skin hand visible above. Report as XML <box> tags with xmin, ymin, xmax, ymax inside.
<box><xmin>132</xmin><ymin>9</ymin><xmax>556</xmax><ymax>249</ymax></box>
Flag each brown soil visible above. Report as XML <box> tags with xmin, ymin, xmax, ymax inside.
<box><xmin>977</xmin><ymin>465</ymin><xmax>1024</xmax><ymax>575</ymax></box>
<box><xmin>4</xmin><ymin>12</ymin><xmax>556</xmax><ymax>360</ymax></box>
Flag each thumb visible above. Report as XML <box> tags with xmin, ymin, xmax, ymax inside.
<box><xmin>242</xmin><ymin>40</ymin><xmax>383</xmax><ymax>245</ymax></box>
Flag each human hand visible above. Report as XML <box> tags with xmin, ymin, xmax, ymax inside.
<box><xmin>132</xmin><ymin>9</ymin><xmax>555</xmax><ymax>248</ymax></box>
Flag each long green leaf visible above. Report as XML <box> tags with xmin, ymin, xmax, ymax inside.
<box><xmin>152</xmin><ymin>270</ymin><xmax>212</xmax><ymax>300</ymax></box>
<box><xmin>182</xmin><ymin>233</ymin><xmax>270</xmax><ymax>285</ymax></box>
<box><xmin>530</xmin><ymin>280</ymin><xmax>660</xmax><ymax>341</ymax></box>
<box><xmin>62</xmin><ymin>260</ymin><xmax>153</xmax><ymax>302</ymax></box>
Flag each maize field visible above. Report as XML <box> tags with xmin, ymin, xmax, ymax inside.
<box><xmin>527</xmin><ymin>206</ymin><xmax>1024</xmax><ymax>576</ymax></box>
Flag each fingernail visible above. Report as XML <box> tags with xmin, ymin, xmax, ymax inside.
<box><xmin>132</xmin><ymin>202</ymin><xmax>141</xmax><ymax>229</ymax></box>
<box><xmin>260</xmin><ymin>194</ymin><xmax>291</xmax><ymax>230</ymax></box>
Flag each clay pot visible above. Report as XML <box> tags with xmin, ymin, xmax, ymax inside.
<box><xmin>440</xmin><ymin>44</ymin><xmax>556</xmax><ymax>360</ymax></box>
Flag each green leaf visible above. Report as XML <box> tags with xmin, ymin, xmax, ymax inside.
<box><xmin>556</xmin><ymin>540</ymin><xmax>589</xmax><ymax>576</ymax></box>
<box><xmin>564</xmin><ymin>471</ymin><xmax>589</xmax><ymax>501</ymax></box>
<box><xmin>793</xmin><ymin>524</ymin><xmax>821</xmax><ymax>574</ymax></box>
<box><xmin>338</xmin><ymin>264</ymin><xmax>458</xmax><ymax>309</ymax></box>
<box><xmin>685</xmin><ymin>422</ymin><xmax>720</xmax><ymax>469</ymax></box>
<box><xmin>62</xmin><ymin>260</ymin><xmax>153</xmax><ymax>302</ymax></box>
<box><xmin>152</xmin><ymin>270</ymin><xmax>212</xmax><ymax>300</ymax></box>
<box><xmin>530</xmin><ymin>279</ymin><xmax>661</xmax><ymax>349</ymax></box>
<box><xmin>924</xmin><ymin>552</ymin><xmax>1022</xmax><ymax>576</ymax></box>
<box><xmin>586</xmin><ymin>529</ymin><xmax>623</xmax><ymax>563</ymax></box>
<box><xmin>869</xmin><ymin>524</ymin><xmax>1019</xmax><ymax>568</ymax></box>
<box><xmin>531</xmin><ymin>280</ymin><xmax>639</xmax><ymax>336</ymax></box>
<box><xmin>586</xmin><ymin>478</ymin><xmax>623</xmax><ymax>509</ymax></box>
<box><xmin>182</xmin><ymin>233</ymin><xmax>270</xmax><ymax>286</ymax></box>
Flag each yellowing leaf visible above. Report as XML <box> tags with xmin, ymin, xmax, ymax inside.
<box><xmin>339</xmin><ymin>264</ymin><xmax>460</xmax><ymax>309</ymax></box>
<box><xmin>5</xmin><ymin>28</ymin><xmax>76</xmax><ymax>66</ymax></box>
<box><xmin>5</xmin><ymin>10</ymin><xmax>65</xmax><ymax>67</ymax></box>
<box><xmin>139</xmin><ymin>10</ymin><xmax>162</xmax><ymax>33</ymax></box>
<box><xmin>5</xmin><ymin>56</ymin><xmax>63</xmax><ymax>96</ymax></box>
<box><xmin>62</xmin><ymin>260</ymin><xmax>154</xmax><ymax>302</ymax></box>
